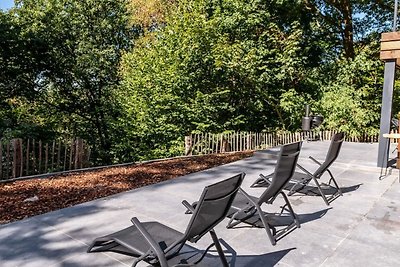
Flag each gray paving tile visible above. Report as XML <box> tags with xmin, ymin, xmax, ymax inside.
<box><xmin>321</xmin><ymin>237</ymin><xmax>399</xmax><ymax>267</ymax></box>
<box><xmin>0</xmin><ymin>219</ymin><xmax>125</xmax><ymax>267</ymax></box>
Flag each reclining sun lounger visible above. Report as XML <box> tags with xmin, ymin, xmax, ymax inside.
<box><xmin>253</xmin><ymin>132</ymin><xmax>344</xmax><ymax>206</ymax></box>
<box><xmin>87</xmin><ymin>173</ymin><xmax>245</xmax><ymax>267</ymax></box>
<box><xmin>227</xmin><ymin>142</ymin><xmax>302</xmax><ymax>245</ymax></box>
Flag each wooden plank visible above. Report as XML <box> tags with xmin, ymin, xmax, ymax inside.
<box><xmin>212</xmin><ymin>133</ymin><xmax>216</xmax><ymax>153</ymax></box>
<box><xmin>12</xmin><ymin>139</ymin><xmax>17</xmax><ymax>178</ymax></box>
<box><xmin>20</xmin><ymin>139</ymin><xmax>23</xmax><ymax>176</ymax></box>
<box><xmin>381</xmin><ymin>32</ymin><xmax>400</xmax><ymax>42</ymax></box>
<box><xmin>57</xmin><ymin>141</ymin><xmax>61</xmax><ymax>170</ymax></box>
<box><xmin>69</xmin><ymin>140</ymin><xmax>74</xmax><ymax>170</ymax></box>
<box><xmin>75</xmin><ymin>139</ymin><xmax>83</xmax><ymax>169</ymax></box>
<box><xmin>51</xmin><ymin>141</ymin><xmax>55</xmax><ymax>171</ymax></box>
<box><xmin>45</xmin><ymin>143</ymin><xmax>48</xmax><ymax>172</ymax></box>
<box><xmin>208</xmin><ymin>133</ymin><xmax>212</xmax><ymax>154</ymax></box>
<box><xmin>86</xmin><ymin>146</ymin><xmax>91</xmax><ymax>166</ymax></box>
<box><xmin>26</xmin><ymin>139</ymin><xmax>30</xmax><ymax>176</ymax></box>
<box><xmin>219</xmin><ymin>134</ymin><xmax>223</xmax><ymax>153</ymax></box>
<box><xmin>381</xmin><ymin>40</ymin><xmax>400</xmax><ymax>51</ymax></box>
<box><xmin>12</xmin><ymin>139</ymin><xmax>23</xmax><ymax>178</ymax></box>
<box><xmin>184</xmin><ymin>135</ymin><xmax>193</xmax><ymax>156</ymax></box>
<box><xmin>6</xmin><ymin>142</ymin><xmax>10</xmax><ymax>179</ymax></box>
<box><xmin>63</xmin><ymin>144</ymin><xmax>68</xmax><ymax>171</ymax></box>
<box><xmin>38</xmin><ymin>141</ymin><xmax>42</xmax><ymax>173</ymax></box>
<box><xmin>32</xmin><ymin>139</ymin><xmax>36</xmax><ymax>174</ymax></box>
<box><xmin>380</xmin><ymin>50</ymin><xmax>400</xmax><ymax>60</ymax></box>
<box><xmin>194</xmin><ymin>134</ymin><xmax>198</xmax><ymax>155</ymax></box>
<box><xmin>239</xmin><ymin>132</ymin><xmax>241</xmax><ymax>151</ymax></box>
<box><xmin>0</xmin><ymin>141</ymin><xmax>2</xmax><ymax>179</ymax></box>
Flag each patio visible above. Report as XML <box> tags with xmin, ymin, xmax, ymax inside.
<box><xmin>1</xmin><ymin>141</ymin><xmax>400</xmax><ymax>267</ymax></box>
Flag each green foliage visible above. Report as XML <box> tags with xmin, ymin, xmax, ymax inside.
<box><xmin>114</xmin><ymin>0</ymin><xmax>324</xmax><ymax>160</ymax></box>
<box><xmin>319</xmin><ymin>43</ymin><xmax>384</xmax><ymax>137</ymax></box>
<box><xmin>3</xmin><ymin>0</ymin><xmax>133</xmax><ymax>163</ymax></box>
<box><xmin>0</xmin><ymin>0</ymin><xmax>395</xmax><ymax>164</ymax></box>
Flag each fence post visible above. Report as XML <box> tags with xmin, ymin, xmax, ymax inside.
<box><xmin>38</xmin><ymin>141</ymin><xmax>42</xmax><ymax>173</ymax></box>
<box><xmin>185</xmin><ymin>135</ymin><xmax>193</xmax><ymax>156</ymax></box>
<box><xmin>12</xmin><ymin>138</ymin><xmax>23</xmax><ymax>178</ymax></box>
<box><xmin>75</xmin><ymin>138</ymin><xmax>84</xmax><ymax>169</ymax></box>
<box><xmin>26</xmin><ymin>139</ymin><xmax>30</xmax><ymax>176</ymax></box>
<box><xmin>0</xmin><ymin>141</ymin><xmax>2</xmax><ymax>179</ymax></box>
<box><xmin>45</xmin><ymin>143</ymin><xmax>48</xmax><ymax>172</ymax></box>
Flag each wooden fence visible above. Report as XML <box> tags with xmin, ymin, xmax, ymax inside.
<box><xmin>185</xmin><ymin>131</ymin><xmax>380</xmax><ymax>155</ymax></box>
<box><xmin>0</xmin><ymin>138</ymin><xmax>90</xmax><ymax>180</ymax></box>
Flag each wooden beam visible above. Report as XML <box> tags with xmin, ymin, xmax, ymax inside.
<box><xmin>381</xmin><ymin>32</ymin><xmax>400</xmax><ymax>42</ymax></box>
<box><xmin>381</xmin><ymin>40</ymin><xmax>400</xmax><ymax>51</ymax></box>
<box><xmin>380</xmin><ymin>50</ymin><xmax>400</xmax><ymax>60</ymax></box>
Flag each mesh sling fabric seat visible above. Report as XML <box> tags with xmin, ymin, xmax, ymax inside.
<box><xmin>87</xmin><ymin>173</ymin><xmax>245</xmax><ymax>267</ymax></box>
<box><xmin>252</xmin><ymin>132</ymin><xmax>344</xmax><ymax>206</ymax></box>
<box><xmin>226</xmin><ymin>142</ymin><xmax>302</xmax><ymax>246</ymax></box>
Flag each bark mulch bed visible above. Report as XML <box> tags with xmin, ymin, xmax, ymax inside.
<box><xmin>0</xmin><ymin>151</ymin><xmax>253</xmax><ymax>225</ymax></box>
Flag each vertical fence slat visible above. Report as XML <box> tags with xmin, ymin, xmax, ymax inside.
<box><xmin>32</xmin><ymin>139</ymin><xmax>36</xmax><ymax>175</ymax></box>
<box><xmin>6</xmin><ymin>142</ymin><xmax>10</xmax><ymax>179</ymax></box>
<box><xmin>26</xmin><ymin>139</ymin><xmax>30</xmax><ymax>176</ymax></box>
<box><xmin>57</xmin><ymin>141</ymin><xmax>61</xmax><ymax>171</ymax></box>
<box><xmin>20</xmin><ymin>139</ymin><xmax>23</xmax><ymax>177</ymax></box>
<box><xmin>0</xmin><ymin>141</ymin><xmax>2</xmax><ymax>179</ymax></box>
<box><xmin>45</xmin><ymin>143</ymin><xmax>49</xmax><ymax>173</ymax></box>
<box><xmin>12</xmin><ymin>139</ymin><xmax>23</xmax><ymax>178</ymax></box>
<box><xmin>51</xmin><ymin>141</ymin><xmax>55</xmax><ymax>171</ymax></box>
<box><xmin>63</xmin><ymin>143</ymin><xmax>68</xmax><ymax>171</ymax></box>
<box><xmin>75</xmin><ymin>138</ymin><xmax>83</xmax><ymax>169</ymax></box>
<box><xmin>38</xmin><ymin>141</ymin><xmax>42</xmax><ymax>174</ymax></box>
<box><xmin>69</xmin><ymin>140</ymin><xmax>74</xmax><ymax>170</ymax></box>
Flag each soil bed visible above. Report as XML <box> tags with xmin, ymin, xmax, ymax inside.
<box><xmin>0</xmin><ymin>151</ymin><xmax>253</xmax><ymax>224</ymax></box>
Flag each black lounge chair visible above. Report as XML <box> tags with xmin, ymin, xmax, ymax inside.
<box><xmin>253</xmin><ymin>132</ymin><xmax>344</xmax><ymax>206</ymax></box>
<box><xmin>87</xmin><ymin>173</ymin><xmax>245</xmax><ymax>267</ymax></box>
<box><xmin>226</xmin><ymin>142</ymin><xmax>302</xmax><ymax>246</ymax></box>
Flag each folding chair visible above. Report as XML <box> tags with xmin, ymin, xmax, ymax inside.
<box><xmin>253</xmin><ymin>132</ymin><xmax>344</xmax><ymax>206</ymax></box>
<box><xmin>226</xmin><ymin>142</ymin><xmax>302</xmax><ymax>245</ymax></box>
<box><xmin>87</xmin><ymin>173</ymin><xmax>245</xmax><ymax>267</ymax></box>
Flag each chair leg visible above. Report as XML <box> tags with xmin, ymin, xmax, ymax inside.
<box><xmin>312</xmin><ymin>176</ymin><xmax>330</xmax><ymax>206</ymax></box>
<box><xmin>280</xmin><ymin>192</ymin><xmax>300</xmax><ymax>228</ymax></box>
<box><xmin>251</xmin><ymin>204</ymin><xmax>276</xmax><ymax>246</ymax></box>
<box><xmin>259</xmin><ymin>214</ymin><xmax>276</xmax><ymax>246</ymax></box>
<box><xmin>209</xmin><ymin>230</ymin><xmax>229</xmax><ymax>267</ymax></box>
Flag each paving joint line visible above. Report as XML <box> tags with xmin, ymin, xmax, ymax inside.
<box><xmin>318</xmin><ymin>174</ymin><xmax>398</xmax><ymax>267</ymax></box>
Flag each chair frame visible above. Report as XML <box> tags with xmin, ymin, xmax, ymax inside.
<box><xmin>255</xmin><ymin>133</ymin><xmax>345</xmax><ymax>206</ymax></box>
<box><xmin>226</xmin><ymin>142</ymin><xmax>302</xmax><ymax>245</ymax></box>
<box><xmin>290</xmin><ymin>133</ymin><xmax>344</xmax><ymax>205</ymax></box>
<box><xmin>87</xmin><ymin>173</ymin><xmax>245</xmax><ymax>267</ymax></box>
<box><xmin>293</xmin><ymin>156</ymin><xmax>342</xmax><ymax>205</ymax></box>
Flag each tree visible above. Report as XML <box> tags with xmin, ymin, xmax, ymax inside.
<box><xmin>318</xmin><ymin>43</ymin><xmax>384</xmax><ymax>137</ymax></box>
<box><xmin>303</xmin><ymin>0</ymin><xmax>393</xmax><ymax>59</ymax></box>
<box><xmin>115</xmin><ymin>0</ymin><xmax>322</xmax><ymax>160</ymax></box>
<box><xmin>10</xmin><ymin>0</ymin><xmax>133</xmax><ymax>163</ymax></box>
<box><xmin>0</xmin><ymin>9</ymin><xmax>58</xmax><ymax>141</ymax></box>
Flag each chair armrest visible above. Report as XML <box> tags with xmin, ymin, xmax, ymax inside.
<box><xmin>238</xmin><ymin>188</ymin><xmax>259</xmax><ymax>207</ymax></box>
<box><xmin>238</xmin><ymin>188</ymin><xmax>265</xmax><ymax>215</ymax></box>
<box><xmin>309</xmin><ymin>156</ymin><xmax>322</xmax><ymax>166</ymax></box>
<box><xmin>296</xmin><ymin>163</ymin><xmax>314</xmax><ymax>177</ymax></box>
<box><xmin>131</xmin><ymin>217</ymin><xmax>169</xmax><ymax>267</ymax></box>
<box><xmin>259</xmin><ymin>173</ymin><xmax>273</xmax><ymax>185</ymax></box>
<box><xmin>182</xmin><ymin>200</ymin><xmax>196</xmax><ymax>214</ymax></box>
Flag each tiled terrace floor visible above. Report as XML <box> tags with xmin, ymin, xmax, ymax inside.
<box><xmin>1</xmin><ymin>141</ymin><xmax>400</xmax><ymax>266</ymax></box>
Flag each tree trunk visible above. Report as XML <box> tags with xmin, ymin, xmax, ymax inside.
<box><xmin>341</xmin><ymin>0</ymin><xmax>354</xmax><ymax>59</ymax></box>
